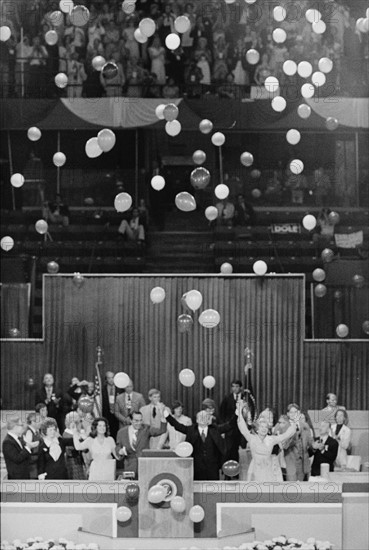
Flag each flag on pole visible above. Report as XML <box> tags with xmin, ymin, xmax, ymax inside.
<box><xmin>93</xmin><ymin>346</ymin><xmax>103</xmax><ymax>417</ymax></box>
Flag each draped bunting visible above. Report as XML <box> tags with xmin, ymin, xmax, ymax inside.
<box><xmin>307</xmin><ymin>97</ymin><xmax>369</xmax><ymax>129</ymax></box>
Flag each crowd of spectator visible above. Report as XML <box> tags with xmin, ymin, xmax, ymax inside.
<box><xmin>0</xmin><ymin>0</ymin><xmax>367</xmax><ymax>98</ymax></box>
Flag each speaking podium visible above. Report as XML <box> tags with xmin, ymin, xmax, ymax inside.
<box><xmin>138</xmin><ymin>451</ymin><xmax>194</xmax><ymax>538</ymax></box>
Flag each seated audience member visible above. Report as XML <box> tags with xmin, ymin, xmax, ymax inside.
<box><xmin>320</xmin><ymin>393</ymin><xmax>346</xmax><ymax>423</ymax></box>
<box><xmin>216</xmin><ymin>198</ymin><xmax>235</xmax><ymax>226</ymax></box>
<box><xmin>114</xmin><ymin>380</ymin><xmax>146</xmax><ymax>429</ymax></box>
<box><xmin>310</xmin><ymin>420</ymin><xmax>339</xmax><ymax>476</ymax></box>
<box><xmin>2</xmin><ymin>416</ymin><xmax>38</xmax><ymax>480</ymax></box>
<box><xmin>331</xmin><ymin>409</ymin><xmax>351</xmax><ymax>469</ymax></box>
<box><xmin>234</xmin><ymin>194</ymin><xmax>255</xmax><ymax>225</ymax></box>
<box><xmin>38</xmin><ymin>418</ymin><xmax>68</xmax><ymax>480</ymax></box>
<box><xmin>201</xmin><ymin>398</ymin><xmax>218</xmax><ymax>424</ymax></box>
<box><xmin>35</xmin><ymin>373</ymin><xmax>65</xmax><ymax>433</ymax></box>
<box><xmin>165</xmin><ymin>401</ymin><xmax>192</xmax><ymax>449</ymax></box>
<box><xmin>118</xmin><ymin>207</ymin><xmax>146</xmax><ymax>243</ymax></box>
<box><xmin>140</xmin><ymin>389</ymin><xmax>167</xmax><ymax>449</ymax></box>
<box><xmin>283</xmin><ymin>403</ymin><xmax>313</xmax><ymax>481</ymax></box>
<box><xmin>43</xmin><ymin>194</ymin><xmax>70</xmax><ymax>227</ymax></box>
<box><xmin>62</xmin><ymin>411</ymin><xmax>87</xmax><ymax>480</ymax></box>
<box><xmin>24</xmin><ymin>412</ymin><xmax>43</xmax><ymax>479</ymax></box>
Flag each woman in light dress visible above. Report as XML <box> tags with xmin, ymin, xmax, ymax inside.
<box><xmin>148</xmin><ymin>35</ymin><xmax>166</xmax><ymax>85</ymax></box>
<box><xmin>165</xmin><ymin>401</ymin><xmax>192</xmax><ymax>449</ymax></box>
<box><xmin>237</xmin><ymin>402</ymin><xmax>296</xmax><ymax>482</ymax></box>
<box><xmin>331</xmin><ymin>409</ymin><xmax>351</xmax><ymax>469</ymax></box>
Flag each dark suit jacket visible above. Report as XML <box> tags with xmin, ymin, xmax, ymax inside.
<box><xmin>2</xmin><ymin>434</ymin><xmax>31</xmax><ymax>480</ymax></box>
<box><xmin>38</xmin><ymin>437</ymin><xmax>68</xmax><ymax>479</ymax></box>
<box><xmin>101</xmin><ymin>384</ymin><xmax>124</xmax><ymax>419</ymax></box>
<box><xmin>310</xmin><ymin>436</ymin><xmax>339</xmax><ymax>476</ymax></box>
<box><xmin>219</xmin><ymin>394</ymin><xmax>245</xmax><ymax>454</ymax></box>
<box><xmin>35</xmin><ymin>386</ymin><xmax>65</xmax><ymax>430</ymax></box>
<box><xmin>116</xmin><ymin>422</ymin><xmax>167</xmax><ymax>476</ymax></box>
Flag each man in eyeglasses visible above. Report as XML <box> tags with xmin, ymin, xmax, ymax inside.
<box><xmin>2</xmin><ymin>416</ymin><xmax>39</xmax><ymax>479</ymax></box>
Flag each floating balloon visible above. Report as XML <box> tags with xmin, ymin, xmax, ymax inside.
<box><xmin>305</xmin><ymin>9</ymin><xmax>322</xmax><ymax>23</ymax></box>
<box><xmin>203</xmin><ymin>375</ymin><xmax>216</xmax><ymax>389</ymax></box>
<box><xmin>222</xmin><ymin>460</ymin><xmax>240</xmax><ymax>477</ymax></box>
<box><xmin>139</xmin><ymin>18</ymin><xmax>156</xmax><ymax>38</ymax></box>
<box><xmin>84</xmin><ymin>197</ymin><xmax>94</xmax><ymax>205</ymax></box>
<box><xmin>185</xmin><ymin>290</ymin><xmax>203</xmax><ymax>311</ymax></box>
<box><xmin>70</xmin><ymin>5</ymin><xmax>90</xmax><ymax>27</ymax></box>
<box><xmin>150</xmin><ymin>286</ymin><xmax>166</xmax><ymax>304</ymax></box>
<box><xmin>97</xmin><ymin>128</ymin><xmax>116</xmax><ymax>152</ymax></box>
<box><xmin>214</xmin><ymin>184</ymin><xmax>229</xmax><ymax>200</ymax></box>
<box><xmin>53</xmin><ymin>152</ymin><xmax>66</xmax><ymax>167</ymax></box>
<box><xmin>271</xmin><ymin>96</ymin><xmax>286</xmax><ymax>112</ymax></box>
<box><xmin>175</xmin><ymin>441</ymin><xmax>193</xmax><ymax>457</ymax></box>
<box><xmin>240</xmin><ymin>152</ymin><xmax>254</xmax><ymax>167</ymax></box>
<box><xmin>264</xmin><ymin>76</ymin><xmax>279</xmax><ymax>93</ymax></box>
<box><xmin>273</xmin><ymin>6</ymin><xmax>287</xmax><ymax>21</ymax></box>
<box><xmin>170</xmin><ymin>496</ymin><xmax>186</xmax><ymax>513</ymax></box>
<box><xmin>1</xmin><ymin>236</ymin><xmax>14</xmax><ymax>251</ymax></box>
<box><xmin>8</xmin><ymin>328</ymin><xmax>21</xmax><ymax>338</ymax></box>
<box><xmin>297</xmin><ymin>103</ymin><xmax>311</xmax><ymax>119</ymax></box>
<box><xmin>92</xmin><ymin>55</ymin><xmax>106</xmax><ymax>71</ymax></box>
<box><xmin>179</xmin><ymin>368</ymin><xmax>195</xmax><ymax>387</ymax></box>
<box><xmin>45</xmin><ymin>30</ymin><xmax>58</xmax><ymax>45</ymax></box>
<box><xmin>198</xmin><ymin>309</ymin><xmax>220</xmax><ymax>328</ymax></box>
<box><xmin>302</xmin><ymin>214</ymin><xmax>316</xmax><ymax>231</ymax></box>
<box><xmin>352</xmin><ymin>274</ymin><xmax>365</xmax><ymax>288</ymax></box>
<box><xmin>251</xmin><ymin>169</ymin><xmax>261</xmax><ymax>179</ymax></box>
<box><xmin>314</xmin><ymin>284</ymin><xmax>327</xmax><ymax>298</ymax></box>
<box><xmin>133</xmin><ymin>28</ymin><xmax>147</xmax><ymax>44</ymax></box>
<box><xmin>175</xmin><ymin>191</ymin><xmax>196</xmax><ymax>212</ymax></box>
<box><xmin>48</xmin><ymin>9</ymin><xmax>64</xmax><ymax>26</ymax></box>
<box><xmin>318</xmin><ymin>57</ymin><xmax>333</xmax><ymax>73</ymax></box>
<box><xmin>47</xmin><ymin>261</ymin><xmax>59</xmax><ymax>274</ymax></box>
<box><xmin>325</xmin><ymin>117</ymin><xmax>339</xmax><ymax>131</ymax></box>
<box><xmin>35</xmin><ymin>220</ymin><xmax>48</xmax><ymax>234</ymax></box>
<box><xmin>10</xmin><ymin>173</ymin><xmax>25</xmax><ymax>188</ymax></box>
<box><xmin>101</xmin><ymin>61</ymin><xmax>119</xmax><ymax>79</ymax></box>
<box><xmin>85</xmin><ymin>137</ymin><xmax>103</xmax><ymax>158</ymax></box>
<box><xmin>73</xmin><ymin>272</ymin><xmax>85</xmax><ymax>287</ymax></box>
<box><xmin>151</xmin><ymin>175</ymin><xmax>165</xmax><ymax>191</ymax></box>
<box><xmin>362</xmin><ymin>320</ymin><xmax>369</xmax><ymax>335</ymax></box>
<box><xmin>283</xmin><ymin>60</ymin><xmax>297</xmax><ymax>76</ymax></box>
<box><xmin>199</xmin><ymin>119</ymin><xmax>213</xmax><ymax>134</ymax></box>
<box><xmin>190</xmin><ymin>167</ymin><xmax>211</xmax><ymax>190</ymax></box>
<box><xmin>192</xmin><ymin>150</ymin><xmax>206</xmax><ymax>165</ymax></box>
<box><xmin>155</xmin><ymin>104</ymin><xmax>166</xmax><ymax>119</ymax></box>
<box><xmin>116</xmin><ymin>506</ymin><xmax>132</xmax><ymax>523</ymax></box>
<box><xmin>273</xmin><ymin>28</ymin><xmax>287</xmax><ymax>43</ymax></box>
<box><xmin>290</xmin><ymin>159</ymin><xmax>304</xmax><ymax>175</ymax></box>
<box><xmin>165</xmin><ymin>120</ymin><xmax>182</xmax><ymax>136</ymax></box>
<box><xmin>312</xmin><ymin>71</ymin><xmax>326</xmax><ymax>87</ymax></box>
<box><xmin>189</xmin><ymin>505</ymin><xmax>205</xmax><ymax>523</ymax></box>
<box><xmin>0</xmin><ymin>26</ymin><xmax>11</xmax><ymax>42</ymax></box>
<box><xmin>177</xmin><ymin>314</ymin><xmax>193</xmax><ymax>333</ymax></box>
<box><xmin>220</xmin><ymin>262</ymin><xmax>233</xmax><ymax>274</ymax></box>
<box><xmin>336</xmin><ymin>324</ymin><xmax>349</xmax><ymax>338</ymax></box>
<box><xmin>328</xmin><ymin>211</ymin><xmax>340</xmax><ymax>225</ymax></box>
<box><xmin>211</xmin><ymin>132</ymin><xmax>225</xmax><ymax>146</ymax></box>
<box><xmin>78</xmin><ymin>396</ymin><xmax>94</xmax><ymax>413</ymax></box>
<box><xmin>174</xmin><ymin>15</ymin><xmax>191</xmax><ymax>34</ymax></box>
<box><xmin>321</xmin><ymin>248</ymin><xmax>334</xmax><ymax>263</ymax></box>
<box><xmin>334</xmin><ymin>290</ymin><xmax>343</xmax><ymax>301</ymax></box>
<box><xmin>301</xmin><ymin>83</ymin><xmax>315</xmax><ymax>99</ymax></box>
<box><xmin>298</xmin><ymin>61</ymin><xmax>313</xmax><ymax>78</ymax></box>
<box><xmin>253</xmin><ymin>260</ymin><xmax>268</xmax><ymax>275</ymax></box>
<box><xmin>122</xmin><ymin>0</ymin><xmax>136</xmax><ymax>14</ymax></box>
<box><xmin>165</xmin><ymin>33</ymin><xmax>181</xmax><ymax>50</ymax></box>
<box><xmin>148</xmin><ymin>485</ymin><xmax>166</xmax><ymax>504</ymax></box>
<box><xmin>245</xmin><ymin>49</ymin><xmax>260</xmax><ymax>64</ymax></box>
<box><xmin>27</xmin><ymin>126</ymin><xmax>42</xmax><ymax>141</ymax></box>
<box><xmin>114</xmin><ymin>372</ymin><xmax>131</xmax><ymax>389</ymax></box>
<box><xmin>251</xmin><ymin>188</ymin><xmax>262</xmax><ymax>199</ymax></box>
<box><xmin>114</xmin><ymin>192</ymin><xmax>132</xmax><ymax>213</ymax></box>
<box><xmin>126</xmin><ymin>483</ymin><xmax>140</xmax><ymax>502</ymax></box>
<box><xmin>163</xmin><ymin>103</ymin><xmax>179</xmax><ymax>121</ymax></box>
<box><xmin>313</xmin><ymin>268</ymin><xmax>326</xmax><ymax>282</ymax></box>
<box><xmin>312</xmin><ymin>20</ymin><xmax>326</xmax><ymax>34</ymax></box>
<box><xmin>55</xmin><ymin>72</ymin><xmax>68</xmax><ymax>88</ymax></box>
<box><xmin>286</xmin><ymin>129</ymin><xmax>301</xmax><ymax>145</ymax></box>
<box><xmin>205</xmin><ymin>206</ymin><xmax>218</xmax><ymax>221</ymax></box>
<box><xmin>59</xmin><ymin>0</ymin><xmax>74</xmax><ymax>14</ymax></box>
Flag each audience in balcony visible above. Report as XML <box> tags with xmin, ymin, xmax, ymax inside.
<box><xmin>118</xmin><ymin>207</ymin><xmax>146</xmax><ymax>243</ymax></box>
<box><xmin>43</xmin><ymin>194</ymin><xmax>70</xmax><ymax>227</ymax></box>
<box><xmin>234</xmin><ymin>194</ymin><xmax>255</xmax><ymax>226</ymax></box>
<box><xmin>216</xmin><ymin>197</ymin><xmax>235</xmax><ymax>226</ymax></box>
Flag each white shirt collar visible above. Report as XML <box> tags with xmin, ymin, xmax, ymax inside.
<box><xmin>8</xmin><ymin>432</ymin><xmax>22</xmax><ymax>447</ymax></box>
<box><xmin>199</xmin><ymin>426</ymin><xmax>208</xmax><ymax>436</ymax></box>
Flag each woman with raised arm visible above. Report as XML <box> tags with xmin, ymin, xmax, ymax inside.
<box><xmin>236</xmin><ymin>402</ymin><xmax>296</xmax><ymax>482</ymax></box>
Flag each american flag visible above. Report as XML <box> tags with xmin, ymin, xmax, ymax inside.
<box><xmin>93</xmin><ymin>346</ymin><xmax>103</xmax><ymax>417</ymax></box>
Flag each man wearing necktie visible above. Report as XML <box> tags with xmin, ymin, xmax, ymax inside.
<box><xmin>2</xmin><ymin>416</ymin><xmax>39</xmax><ymax>479</ymax></box>
<box><xmin>310</xmin><ymin>420</ymin><xmax>339</xmax><ymax>476</ymax></box>
<box><xmin>102</xmin><ymin>371</ymin><xmax>125</xmax><ymax>438</ymax></box>
<box><xmin>283</xmin><ymin>403</ymin><xmax>313</xmax><ymax>481</ymax></box>
<box><xmin>220</xmin><ymin>380</ymin><xmax>245</xmax><ymax>465</ymax></box>
<box><xmin>140</xmin><ymin>389</ymin><xmax>167</xmax><ymax>449</ymax></box>
<box><xmin>114</xmin><ymin>380</ymin><xmax>146</xmax><ymax>429</ymax></box>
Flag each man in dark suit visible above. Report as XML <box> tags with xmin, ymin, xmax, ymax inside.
<box><xmin>220</xmin><ymin>379</ymin><xmax>244</xmax><ymax>465</ymax></box>
<box><xmin>164</xmin><ymin>408</ymin><xmax>236</xmax><ymax>480</ymax></box>
<box><xmin>34</xmin><ymin>373</ymin><xmax>65</xmax><ymax>433</ymax></box>
<box><xmin>310</xmin><ymin>420</ymin><xmax>339</xmax><ymax>476</ymax></box>
<box><xmin>2</xmin><ymin>416</ymin><xmax>39</xmax><ymax>479</ymax></box>
<box><xmin>101</xmin><ymin>371</ymin><xmax>123</xmax><ymax>439</ymax></box>
<box><xmin>115</xmin><ymin>410</ymin><xmax>167</xmax><ymax>479</ymax></box>
<box><xmin>114</xmin><ymin>381</ymin><xmax>146</xmax><ymax>429</ymax></box>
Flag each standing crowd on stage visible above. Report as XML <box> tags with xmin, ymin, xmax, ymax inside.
<box><xmin>2</xmin><ymin>371</ymin><xmax>353</xmax><ymax>482</ymax></box>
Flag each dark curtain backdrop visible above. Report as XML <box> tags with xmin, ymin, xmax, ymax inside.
<box><xmin>0</xmin><ymin>283</ymin><xmax>30</xmax><ymax>338</ymax></box>
<box><xmin>1</xmin><ymin>275</ymin><xmax>304</xmax><ymax>415</ymax></box>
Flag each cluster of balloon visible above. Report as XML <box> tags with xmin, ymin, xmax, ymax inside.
<box><xmin>134</xmin><ymin>28</ymin><xmax>147</xmax><ymax>44</ymax></box>
<box><xmin>47</xmin><ymin>261</ymin><xmax>60</xmax><ymax>274</ymax></box>
<box><xmin>302</xmin><ymin>214</ymin><xmax>317</xmax><ymax>231</ymax></box>
<box><xmin>97</xmin><ymin>128</ymin><xmax>116</xmax><ymax>152</ymax></box>
<box><xmin>222</xmin><ymin>460</ymin><xmax>240</xmax><ymax>477</ymax></box>
<box><xmin>72</xmin><ymin>272</ymin><xmax>85</xmax><ymax>288</ymax></box>
<box><xmin>170</xmin><ymin>496</ymin><xmax>186</xmax><ymax>514</ymax></box>
<box><xmin>126</xmin><ymin>483</ymin><xmax>140</xmax><ymax>502</ymax></box>
<box><xmin>114</xmin><ymin>192</ymin><xmax>132</xmax><ymax>213</ymax></box>
<box><xmin>78</xmin><ymin>396</ymin><xmax>94</xmax><ymax>414</ymax></box>
<box><xmin>253</xmin><ymin>260</ymin><xmax>268</xmax><ymax>276</ymax></box>
<box><xmin>205</xmin><ymin>206</ymin><xmax>218</xmax><ymax>222</ymax></box>
<box><xmin>114</xmin><ymin>372</ymin><xmax>131</xmax><ymax>389</ymax></box>
<box><xmin>362</xmin><ymin>320</ymin><xmax>369</xmax><ymax>335</ymax></box>
<box><xmin>328</xmin><ymin>211</ymin><xmax>340</xmax><ymax>225</ymax></box>
<box><xmin>199</xmin><ymin>119</ymin><xmax>213</xmax><ymax>134</ymax></box>
<box><xmin>198</xmin><ymin>309</ymin><xmax>220</xmax><ymax>328</ymax></box>
<box><xmin>314</xmin><ymin>284</ymin><xmax>327</xmax><ymax>298</ymax></box>
<box><xmin>177</xmin><ymin>314</ymin><xmax>193</xmax><ymax>333</ymax></box>
<box><xmin>189</xmin><ymin>505</ymin><xmax>205</xmax><ymax>523</ymax></box>
<box><xmin>175</xmin><ymin>441</ymin><xmax>193</xmax><ymax>458</ymax></box>
<box><xmin>55</xmin><ymin>72</ymin><xmax>68</xmax><ymax>88</ymax></box>
<box><xmin>10</xmin><ymin>173</ymin><xmax>25</xmax><ymax>188</ymax></box>
<box><xmin>286</xmin><ymin>129</ymin><xmax>301</xmax><ymax>145</ymax></box>
<box><xmin>35</xmin><ymin>219</ymin><xmax>48</xmax><ymax>235</ymax></box>
<box><xmin>214</xmin><ymin>184</ymin><xmax>229</xmax><ymax>200</ymax></box>
<box><xmin>148</xmin><ymin>485</ymin><xmax>166</xmax><ymax>504</ymax></box>
<box><xmin>326</xmin><ymin>117</ymin><xmax>339</xmax><ymax>131</ymax></box>
<box><xmin>27</xmin><ymin>126</ymin><xmax>42</xmax><ymax>141</ymax></box>
<box><xmin>220</xmin><ymin>262</ymin><xmax>233</xmax><ymax>274</ymax></box>
<box><xmin>8</xmin><ymin>328</ymin><xmax>21</xmax><ymax>338</ymax></box>
<box><xmin>155</xmin><ymin>104</ymin><xmax>166</xmax><ymax>120</ymax></box>
<box><xmin>312</xmin><ymin>268</ymin><xmax>326</xmax><ymax>282</ymax></box>
<box><xmin>192</xmin><ymin>150</ymin><xmax>206</xmax><ymax>165</ymax></box>
<box><xmin>240</xmin><ymin>152</ymin><xmax>254</xmax><ymax>167</ymax></box>
<box><xmin>116</xmin><ymin>506</ymin><xmax>132</xmax><ymax>523</ymax></box>
<box><xmin>0</xmin><ymin>26</ymin><xmax>11</xmax><ymax>42</ymax></box>
<box><xmin>321</xmin><ymin>248</ymin><xmax>334</xmax><ymax>263</ymax></box>
<box><xmin>85</xmin><ymin>137</ymin><xmax>103</xmax><ymax>158</ymax></box>
<box><xmin>175</xmin><ymin>192</ymin><xmax>196</xmax><ymax>212</ymax></box>
<box><xmin>352</xmin><ymin>274</ymin><xmax>365</xmax><ymax>288</ymax></box>
<box><xmin>211</xmin><ymin>132</ymin><xmax>225</xmax><ymax>147</ymax></box>
<box><xmin>190</xmin><ymin>167</ymin><xmax>211</xmax><ymax>190</ymax></box>
<box><xmin>53</xmin><ymin>152</ymin><xmax>67</xmax><ymax>167</ymax></box>
<box><xmin>179</xmin><ymin>368</ymin><xmax>195</xmax><ymax>387</ymax></box>
<box><xmin>336</xmin><ymin>324</ymin><xmax>349</xmax><ymax>338</ymax></box>
<box><xmin>1</xmin><ymin>236</ymin><xmax>14</xmax><ymax>251</ymax></box>
<box><xmin>185</xmin><ymin>290</ymin><xmax>203</xmax><ymax>311</ymax></box>
<box><xmin>151</xmin><ymin>175</ymin><xmax>165</xmax><ymax>191</ymax></box>
<box><xmin>203</xmin><ymin>375</ymin><xmax>216</xmax><ymax>389</ymax></box>
<box><xmin>150</xmin><ymin>286</ymin><xmax>166</xmax><ymax>304</ymax></box>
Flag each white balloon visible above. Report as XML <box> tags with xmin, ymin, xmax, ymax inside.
<box><xmin>92</xmin><ymin>55</ymin><xmax>106</xmax><ymax>71</ymax></box>
<box><xmin>85</xmin><ymin>137</ymin><xmax>103</xmax><ymax>158</ymax></box>
<box><xmin>273</xmin><ymin>6</ymin><xmax>287</xmax><ymax>22</ymax></box>
<box><xmin>134</xmin><ymin>28</ymin><xmax>147</xmax><ymax>43</ymax></box>
<box><xmin>253</xmin><ymin>260</ymin><xmax>268</xmax><ymax>275</ymax></box>
<box><xmin>155</xmin><ymin>104</ymin><xmax>166</xmax><ymax>119</ymax></box>
<box><xmin>10</xmin><ymin>173</ymin><xmax>25</xmax><ymax>188</ymax></box>
<box><xmin>59</xmin><ymin>0</ymin><xmax>74</xmax><ymax>14</ymax></box>
<box><xmin>55</xmin><ymin>72</ymin><xmax>68</xmax><ymax>88</ymax></box>
<box><xmin>53</xmin><ymin>152</ymin><xmax>66</xmax><ymax>167</ymax></box>
<box><xmin>198</xmin><ymin>309</ymin><xmax>221</xmax><ymax>328</ymax></box>
<box><xmin>271</xmin><ymin>96</ymin><xmax>286</xmax><ymax>112</ymax></box>
<box><xmin>312</xmin><ymin>71</ymin><xmax>326</xmax><ymax>87</ymax></box>
<box><xmin>272</xmin><ymin>28</ymin><xmax>287</xmax><ymax>43</ymax></box>
<box><xmin>165</xmin><ymin>120</ymin><xmax>181</xmax><ymax>136</ymax></box>
<box><xmin>175</xmin><ymin>441</ymin><xmax>193</xmax><ymax>457</ymax></box>
<box><xmin>139</xmin><ymin>18</ymin><xmax>156</xmax><ymax>37</ymax></box>
<box><xmin>203</xmin><ymin>375</ymin><xmax>216</xmax><ymax>389</ymax></box>
<box><xmin>290</xmin><ymin>159</ymin><xmax>304</xmax><ymax>175</ymax></box>
<box><xmin>286</xmin><ymin>129</ymin><xmax>301</xmax><ymax>145</ymax></box>
<box><xmin>174</xmin><ymin>15</ymin><xmax>191</xmax><ymax>33</ymax></box>
<box><xmin>150</xmin><ymin>286</ymin><xmax>166</xmax><ymax>304</ymax></box>
<box><xmin>179</xmin><ymin>368</ymin><xmax>195</xmax><ymax>387</ymax></box>
<box><xmin>297</xmin><ymin>103</ymin><xmax>311</xmax><ymax>119</ymax></box>
<box><xmin>205</xmin><ymin>206</ymin><xmax>218</xmax><ymax>221</ymax></box>
<box><xmin>214</xmin><ymin>184</ymin><xmax>229</xmax><ymax>200</ymax></box>
<box><xmin>220</xmin><ymin>262</ymin><xmax>233</xmax><ymax>274</ymax></box>
<box><xmin>151</xmin><ymin>175</ymin><xmax>165</xmax><ymax>191</ymax></box>
<box><xmin>211</xmin><ymin>132</ymin><xmax>225</xmax><ymax>146</ymax></box>
<box><xmin>302</xmin><ymin>214</ymin><xmax>317</xmax><ymax>231</ymax></box>
<box><xmin>165</xmin><ymin>33</ymin><xmax>180</xmax><ymax>50</ymax></box>
<box><xmin>264</xmin><ymin>76</ymin><xmax>279</xmax><ymax>93</ymax></box>
<box><xmin>305</xmin><ymin>9</ymin><xmax>322</xmax><ymax>23</ymax></box>
<box><xmin>199</xmin><ymin>119</ymin><xmax>213</xmax><ymax>134</ymax></box>
<box><xmin>114</xmin><ymin>372</ymin><xmax>131</xmax><ymax>389</ymax></box>
<box><xmin>1</xmin><ymin>236</ymin><xmax>14</xmax><ymax>251</ymax></box>
<box><xmin>298</xmin><ymin>61</ymin><xmax>313</xmax><ymax>78</ymax></box>
<box><xmin>27</xmin><ymin>126</ymin><xmax>42</xmax><ymax>141</ymax></box>
<box><xmin>0</xmin><ymin>26</ymin><xmax>11</xmax><ymax>42</ymax></box>
<box><xmin>318</xmin><ymin>57</ymin><xmax>333</xmax><ymax>73</ymax></box>
<box><xmin>45</xmin><ymin>30</ymin><xmax>58</xmax><ymax>45</ymax></box>
<box><xmin>185</xmin><ymin>290</ymin><xmax>203</xmax><ymax>311</ymax></box>
<box><xmin>283</xmin><ymin>60</ymin><xmax>297</xmax><ymax>76</ymax></box>
<box><xmin>301</xmin><ymin>83</ymin><xmax>315</xmax><ymax>99</ymax></box>
<box><xmin>312</xmin><ymin>20</ymin><xmax>326</xmax><ymax>34</ymax></box>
